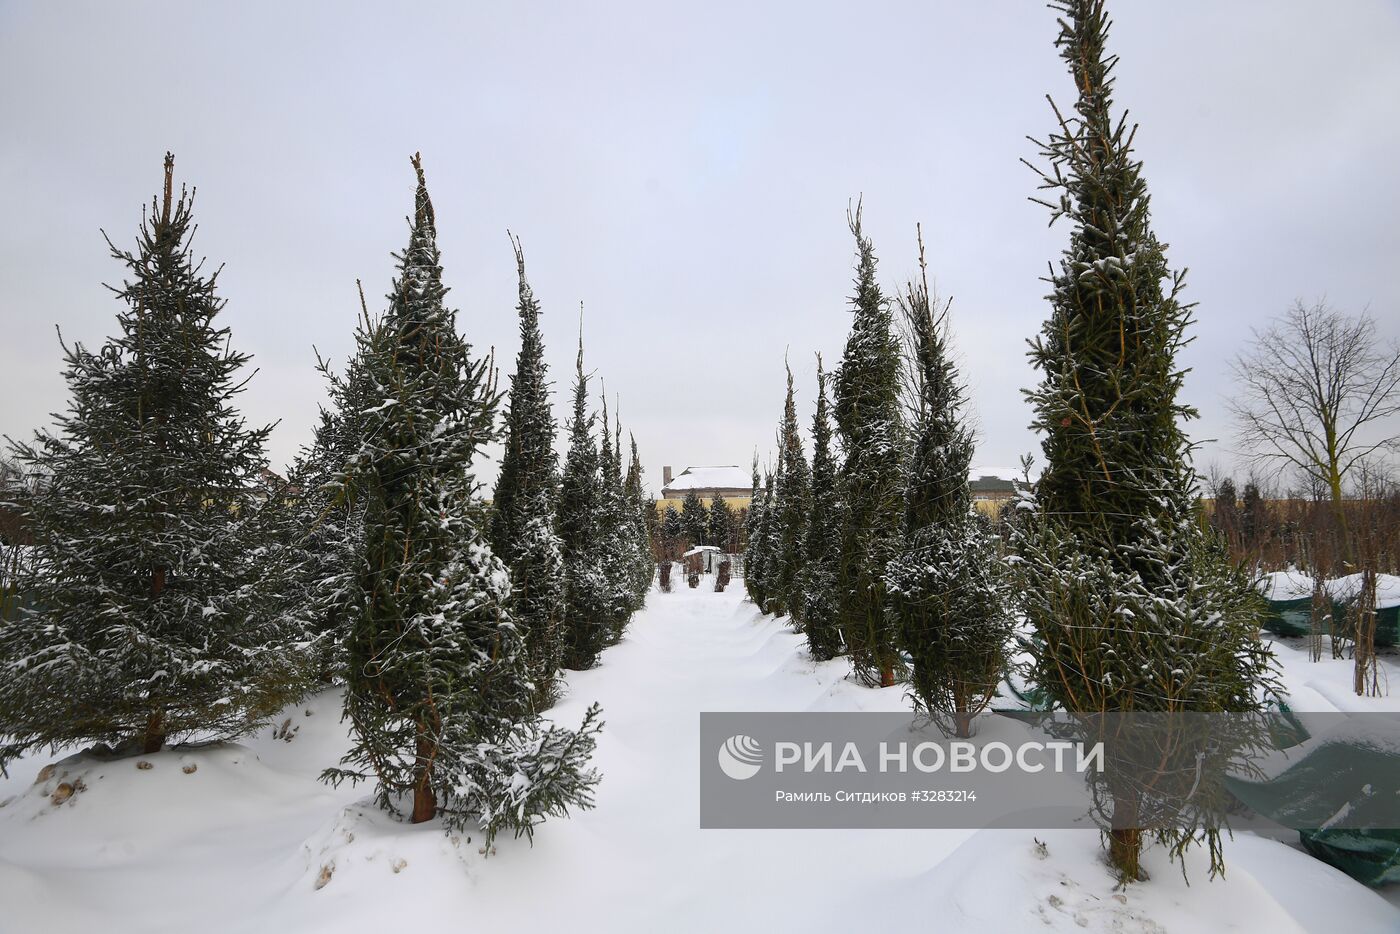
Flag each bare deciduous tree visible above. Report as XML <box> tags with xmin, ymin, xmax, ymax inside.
<box><xmin>1230</xmin><ymin>300</ymin><xmax>1400</xmax><ymax>563</ymax></box>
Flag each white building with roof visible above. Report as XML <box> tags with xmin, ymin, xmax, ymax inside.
<box><xmin>660</xmin><ymin>465</ymin><xmax>751</xmax><ymax>502</ymax></box>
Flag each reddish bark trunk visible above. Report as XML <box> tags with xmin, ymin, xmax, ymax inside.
<box><xmin>142</xmin><ymin>709</ymin><xmax>165</xmax><ymax>754</ymax></box>
<box><xmin>411</xmin><ymin>733</ymin><xmax>437</xmax><ymax>824</ymax></box>
<box><xmin>880</xmin><ymin>666</ymin><xmax>895</xmax><ymax>688</ymax></box>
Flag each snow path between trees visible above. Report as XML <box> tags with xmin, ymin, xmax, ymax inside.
<box><xmin>1</xmin><ymin>584</ymin><xmax>1398</xmax><ymax>933</ymax></box>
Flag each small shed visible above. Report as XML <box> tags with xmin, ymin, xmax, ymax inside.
<box><xmin>681</xmin><ymin>545</ymin><xmax>723</xmax><ymax>575</ymax></box>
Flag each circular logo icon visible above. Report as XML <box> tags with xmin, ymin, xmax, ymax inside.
<box><xmin>718</xmin><ymin>734</ymin><xmax>763</xmax><ymax>780</ymax></box>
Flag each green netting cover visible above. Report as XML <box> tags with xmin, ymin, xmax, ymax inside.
<box><xmin>1297</xmin><ymin>828</ymin><xmax>1400</xmax><ymax>888</ymax></box>
<box><xmin>1261</xmin><ymin>597</ymin><xmax>1400</xmax><ymax>646</ymax></box>
<box><xmin>1226</xmin><ymin>717</ymin><xmax>1400</xmax><ymax>888</ymax></box>
<box><xmin>1259</xmin><ymin>597</ymin><xmax>1315</xmax><ymax>639</ymax></box>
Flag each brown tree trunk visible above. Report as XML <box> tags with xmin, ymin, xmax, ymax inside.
<box><xmin>1328</xmin><ymin>468</ymin><xmax>1354</xmax><ymax>568</ymax></box>
<box><xmin>142</xmin><ymin>565</ymin><xmax>168</xmax><ymax>755</ymax></box>
<box><xmin>879</xmin><ymin>665</ymin><xmax>894</xmax><ymax>688</ymax></box>
<box><xmin>411</xmin><ymin>732</ymin><xmax>437</xmax><ymax>824</ymax></box>
<box><xmin>953</xmin><ymin>709</ymin><xmax>974</xmax><ymax>740</ymax></box>
<box><xmin>1108</xmin><ymin>828</ymin><xmax>1143</xmax><ymax>881</ymax></box>
<box><xmin>142</xmin><ymin>709</ymin><xmax>165</xmax><ymax>754</ymax></box>
<box><xmin>1107</xmin><ymin>793</ymin><xmax>1145</xmax><ymax>881</ymax></box>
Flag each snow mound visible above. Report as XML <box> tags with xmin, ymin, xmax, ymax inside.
<box><xmin>0</xmin><ymin>743</ymin><xmax>303</xmax><ymax>851</ymax></box>
<box><xmin>1259</xmin><ymin>569</ymin><xmax>1400</xmax><ymax>609</ymax></box>
<box><xmin>1259</xmin><ymin>570</ymin><xmax>1315</xmax><ymax>602</ymax></box>
<box><xmin>1331</xmin><ymin>573</ymin><xmax>1400</xmax><ymax>610</ymax></box>
<box><xmin>295</xmin><ymin>801</ymin><xmax>475</xmax><ymax>894</ymax></box>
<box><xmin>907</xmin><ymin>829</ymin><xmax>1397</xmax><ymax>933</ymax></box>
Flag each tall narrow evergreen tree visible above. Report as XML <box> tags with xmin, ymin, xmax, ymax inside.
<box><xmin>743</xmin><ymin>459</ymin><xmax>765</xmax><ymax>602</ymax></box>
<box><xmin>1016</xmin><ymin>3</ymin><xmax>1276</xmax><ymax>880</ymax></box>
<box><xmin>767</xmin><ymin>363</ymin><xmax>810</xmax><ymax>622</ymax></box>
<box><xmin>752</xmin><ymin>460</ymin><xmax>783</xmax><ymax>613</ymax></box>
<box><xmin>0</xmin><ymin>155</ymin><xmax>296</xmax><ymax>768</ymax></box>
<box><xmin>594</xmin><ymin>400</ymin><xmax>633</xmax><ymax>643</ymax></box>
<box><xmin>680</xmin><ymin>488</ymin><xmax>708</xmax><ymax>547</ymax></box>
<box><xmin>802</xmin><ymin>356</ymin><xmax>844</xmax><ymax>661</ymax></box>
<box><xmin>745</xmin><ymin>470</ymin><xmax>777</xmax><ymax>609</ymax></box>
<box><xmin>625</xmin><ymin>435</ymin><xmax>656</xmax><ymax>604</ymax></box>
<box><xmin>885</xmin><ymin>232</ymin><xmax>1012</xmax><ymax>738</ymax></box>
<box><xmin>833</xmin><ymin>206</ymin><xmax>905</xmax><ymax>686</ymax></box>
<box><xmin>706</xmin><ymin>492</ymin><xmax>735</xmax><ymax>552</ymax></box>
<box><xmin>284</xmin><ymin>290</ymin><xmax>382</xmax><ymax>683</ymax></box>
<box><xmin>490</xmin><ymin>236</ymin><xmax>565</xmax><ymax>703</ymax></box>
<box><xmin>661</xmin><ymin>503</ymin><xmax>683</xmax><ymax>557</ymax></box>
<box><xmin>558</xmin><ymin>328</ymin><xmax>611</xmax><ymax>669</ymax></box>
<box><xmin>327</xmin><ymin>156</ymin><xmax>599</xmax><ymax>840</ymax></box>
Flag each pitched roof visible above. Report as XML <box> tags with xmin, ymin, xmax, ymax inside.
<box><xmin>969</xmin><ymin>475</ymin><xmax>1017</xmax><ymax>493</ymax></box>
<box><xmin>665</xmin><ymin>465</ymin><xmax>751</xmax><ymax>491</ymax></box>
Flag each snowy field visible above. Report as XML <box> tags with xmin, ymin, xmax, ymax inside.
<box><xmin>2</xmin><ymin>583</ymin><xmax>1399</xmax><ymax>933</ymax></box>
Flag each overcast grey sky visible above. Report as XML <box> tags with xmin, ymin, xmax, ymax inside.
<box><xmin>2</xmin><ymin>1</ymin><xmax>1398</xmax><ymax>494</ymax></box>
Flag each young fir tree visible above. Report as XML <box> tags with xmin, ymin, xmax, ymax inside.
<box><xmin>641</xmin><ymin>485</ymin><xmax>661</xmax><ymax>560</ymax></box>
<box><xmin>558</xmin><ymin>330</ymin><xmax>612</xmax><ymax>670</ymax></box>
<box><xmin>326</xmin><ymin>156</ymin><xmax>600</xmax><ymax>840</ymax></box>
<box><xmin>752</xmin><ymin>461</ymin><xmax>783</xmax><ymax>613</ymax></box>
<box><xmin>594</xmin><ymin>401</ymin><xmax>634</xmax><ymax>643</ymax></box>
<box><xmin>661</xmin><ymin>503</ymin><xmax>683</xmax><ymax>557</ymax></box>
<box><xmin>833</xmin><ymin>206</ymin><xmax>905</xmax><ymax>686</ymax></box>
<box><xmin>680</xmin><ymin>488</ymin><xmax>708</xmax><ymax>547</ymax></box>
<box><xmin>767</xmin><ymin>363</ymin><xmax>811</xmax><ymax>623</ymax></box>
<box><xmin>489</xmin><ymin>236</ymin><xmax>565</xmax><ymax>703</ymax></box>
<box><xmin>0</xmin><ymin>155</ymin><xmax>298</xmax><ymax>768</ymax></box>
<box><xmin>706</xmin><ymin>492</ymin><xmax>735</xmax><ymax>553</ymax></box>
<box><xmin>742</xmin><ymin>460</ymin><xmax>765</xmax><ymax>603</ymax></box>
<box><xmin>885</xmin><ymin>232</ymin><xmax>1012</xmax><ymax>739</ymax></box>
<box><xmin>1016</xmin><ymin>3</ymin><xmax>1276</xmax><ymax>880</ymax></box>
<box><xmin>802</xmin><ymin>356</ymin><xmax>844</xmax><ymax>661</ymax></box>
<box><xmin>284</xmin><ymin>290</ymin><xmax>382</xmax><ymax>683</ymax></box>
<box><xmin>625</xmin><ymin>435</ymin><xmax>655</xmax><ymax>605</ymax></box>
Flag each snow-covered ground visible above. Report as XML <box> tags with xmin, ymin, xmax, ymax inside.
<box><xmin>2</xmin><ymin>583</ymin><xmax>1398</xmax><ymax>933</ymax></box>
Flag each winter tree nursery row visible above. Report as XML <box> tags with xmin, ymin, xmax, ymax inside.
<box><xmin>0</xmin><ymin>151</ymin><xmax>656</xmax><ymax>845</ymax></box>
<box><xmin>0</xmin><ymin>0</ymin><xmax>1394</xmax><ymax>917</ymax></box>
<box><xmin>742</xmin><ymin>0</ymin><xmax>1283</xmax><ymax>884</ymax></box>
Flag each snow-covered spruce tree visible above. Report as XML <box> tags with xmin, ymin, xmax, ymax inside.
<box><xmin>641</xmin><ymin>472</ymin><xmax>661</xmax><ymax>556</ymax></box>
<box><xmin>326</xmin><ymin>156</ymin><xmax>600</xmax><ymax>841</ymax></box>
<box><xmin>1016</xmin><ymin>2</ymin><xmax>1276</xmax><ymax>880</ymax></box>
<box><xmin>489</xmin><ymin>237</ymin><xmax>565</xmax><ymax>704</ymax></box>
<box><xmin>833</xmin><ymin>206</ymin><xmax>905</xmax><ymax>686</ymax></box>
<box><xmin>283</xmin><ymin>295</ymin><xmax>382</xmax><ymax>683</ymax></box>
<box><xmin>885</xmin><ymin>234</ymin><xmax>1012</xmax><ymax>739</ymax></box>
<box><xmin>660</xmin><ymin>503</ymin><xmax>683</xmax><ymax>557</ymax></box>
<box><xmin>752</xmin><ymin>459</ymin><xmax>783</xmax><ymax>614</ymax></box>
<box><xmin>766</xmin><ymin>364</ymin><xmax>810</xmax><ymax>622</ymax></box>
<box><xmin>680</xmin><ymin>488</ymin><xmax>708</xmax><ymax>548</ymax></box>
<box><xmin>595</xmin><ymin>403</ymin><xmax>634</xmax><ymax>644</ymax></box>
<box><xmin>742</xmin><ymin>460</ymin><xmax>765</xmax><ymax>603</ymax></box>
<box><xmin>624</xmin><ymin>436</ymin><xmax>655</xmax><ymax>607</ymax></box>
<box><xmin>802</xmin><ymin>356</ymin><xmax>844</xmax><ymax>661</ymax></box>
<box><xmin>707</xmin><ymin>492</ymin><xmax>735</xmax><ymax>553</ymax></box>
<box><xmin>0</xmin><ymin>154</ymin><xmax>299</xmax><ymax>769</ymax></box>
<box><xmin>558</xmin><ymin>333</ymin><xmax>612</xmax><ymax>670</ymax></box>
